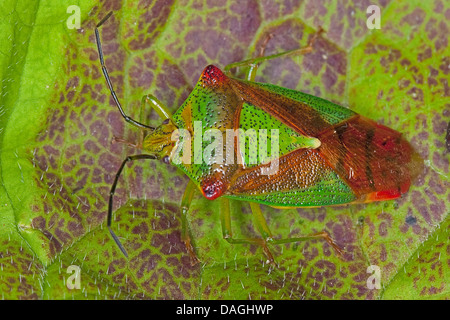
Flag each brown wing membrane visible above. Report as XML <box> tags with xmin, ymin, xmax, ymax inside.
<box><xmin>317</xmin><ymin>115</ymin><xmax>422</xmax><ymax>200</ymax></box>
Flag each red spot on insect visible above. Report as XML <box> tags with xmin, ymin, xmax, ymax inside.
<box><xmin>367</xmin><ymin>179</ymin><xmax>411</xmax><ymax>201</ymax></box>
<box><xmin>201</xmin><ymin>178</ymin><xmax>226</xmax><ymax>200</ymax></box>
<box><xmin>200</xmin><ymin>65</ymin><xmax>228</xmax><ymax>87</ymax></box>
<box><xmin>368</xmin><ymin>189</ymin><xmax>401</xmax><ymax>201</ymax></box>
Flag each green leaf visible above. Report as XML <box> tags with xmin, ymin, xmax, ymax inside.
<box><xmin>0</xmin><ymin>0</ymin><xmax>448</xmax><ymax>300</ymax></box>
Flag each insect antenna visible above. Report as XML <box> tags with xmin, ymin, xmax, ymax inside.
<box><xmin>95</xmin><ymin>11</ymin><xmax>155</xmax><ymax>131</ymax></box>
<box><xmin>107</xmin><ymin>154</ymin><xmax>158</xmax><ymax>257</ymax></box>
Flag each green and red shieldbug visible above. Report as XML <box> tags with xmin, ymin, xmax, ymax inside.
<box><xmin>94</xmin><ymin>12</ymin><xmax>422</xmax><ymax>264</ymax></box>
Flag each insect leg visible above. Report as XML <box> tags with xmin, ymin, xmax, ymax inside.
<box><xmin>224</xmin><ymin>27</ymin><xmax>324</xmax><ymax>81</ymax></box>
<box><xmin>108</xmin><ymin>154</ymin><xmax>157</xmax><ymax>257</ymax></box>
<box><xmin>248</xmin><ymin>202</ymin><xmax>277</xmax><ymax>263</ymax></box>
<box><xmin>250</xmin><ymin>204</ymin><xmax>343</xmax><ymax>258</ymax></box>
<box><xmin>270</xmin><ymin>230</ymin><xmax>344</xmax><ymax>257</ymax></box>
<box><xmin>180</xmin><ymin>180</ymin><xmax>200</xmax><ymax>265</ymax></box>
<box><xmin>240</xmin><ymin>33</ymin><xmax>274</xmax><ymax>81</ymax></box>
<box><xmin>95</xmin><ymin>12</ymin><xmax>155</xmax><ymax>130</ymax></box>
<box><xmin>141</xmin><ymin>94</ymin><xmax>174</xmax><ymax>121</ymax></box>
<box><xmin>249</xmin><ymin>202</ymin><xmax>273</xmax><ymax>240</ymax></box>
<box><xmin>219</xmin><ymin>198</ymin><xmax>276</xmax><ymax>264</ymax></box>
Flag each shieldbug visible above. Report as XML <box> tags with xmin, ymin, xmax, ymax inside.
<box><xmin>94</xmin><ymin>12</ymin><xmax>422</xmax><ymax>264</ymax></box>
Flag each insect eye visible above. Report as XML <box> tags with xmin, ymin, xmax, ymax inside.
<box><xmin>162</xmin><ymin>156</ymin><xmax>170</xmax><ymax>164</ymax></box>
<box><xmin>162</xmin><ymin>118</ymin><xmax>170</xmax><ymax>125</ymax></box>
